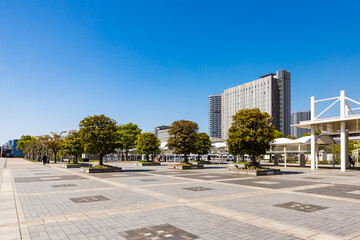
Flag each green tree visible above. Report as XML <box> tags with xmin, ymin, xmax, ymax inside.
<box><xmin>335</xmin><ymin>140</ymin><xmax>359</xmax><ymax>154</ymax></box>
<box><xmin>118</xmin><ymin>123</ymin><xmax>142</xmax><ymax>161</ymax></box>
<box><xmin>43</xmin><ymin>132</ymin><xmax>66</xmax><ymax>163</ymax></box>
<box><xmin>194</xmin><ymin>132</ymin><xmax>212</xmax><ymax>161</ymax></box>
<box><xmin>60</xmin><ymin>130</ymin><xmax>83</xmax><ymax>163</ymax></box>
<box><xmin>286</xmin><ymin>135</ymin><xmax>297</xmax><ymax>140</ymax></box>
<box><xmin>273</xmin><ymin>130</ymin><xmax>285</xmax><ymax>139</ymax></box>
<box><xmin>167</xmin><ymin>120</ymin><xmax>199</xmax><ymax>163</ymax></box>
<box><xmin>78</xmin><ymin>114</ymin><xmax>118</xmax><ymax>165</ymax></box>
<box><xmin>302</xmin><ymin>130</ymin><xmax>322</xmax><ymax>137</ymax></box>
<box><xmin>227</xmin><ymin>108</ymin><xmax>275</xmax><ymax>165</ymax></box>
<box><xmin>135</xmin><ymin>133</ymin><xmax>161</xmax><ymax>162</ymax></box>
<box><xmin>17</xmin><ymin>135</ymin><xmax>35</xmax><ymax>159</ymax></box>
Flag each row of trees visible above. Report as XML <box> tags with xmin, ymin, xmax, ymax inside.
<box><xmin>19</xmin><ymin>108</ymin><xmax>300</xmax><ymax>166</ymax></box>
<box><xmin>18</xmin><ymin>115</ymin><xmax>213</xmax><ymax>165</ymax></box>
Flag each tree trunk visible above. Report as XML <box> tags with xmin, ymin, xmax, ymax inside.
<box><xmin>75</xmin><ymin>155</ymin><xmax>78</xmax><ymax>164</ymax></box>
<box><xmin>184</xmin><ymin>154</ymin><xmax>188</xmax><ymax>163</ymax></box>
<box><xmin>99</xmin><ymin>154</ymin><xmax>104</xmax><ymax>165</ymax></box>
<box><xmin>125</xmin><ymin>150</ymin><xmax>129</xmax><ymax>161</ymax></box>
<box><xmin>54</xmin><ymin>150</ymin><xmax>57</xmax><ymax>163</ymax></box>
<box><xmin>251</xmin><ymin>155</ymin><xmax>257</xmax><ymax>166</ymax></box>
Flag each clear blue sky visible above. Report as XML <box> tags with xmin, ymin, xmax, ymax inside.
<box><xmin>1</xmin><ymin>0</ymin><xmax>360</xmax><ymax>143</ymax></box>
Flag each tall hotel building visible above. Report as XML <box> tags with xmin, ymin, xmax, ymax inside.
<box><xmin>209</xmin><ymin>95</ymin><xmax>222</xmax><ymax>138</ymax></box>
<box><xmin>221</xmin><ymin>69</ymin><xmax>291</xmax><ymax>139</ymax></box>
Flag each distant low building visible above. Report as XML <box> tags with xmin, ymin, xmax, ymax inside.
<box><xmin>1</xmin><ymin>139</ymin><xmax>24</xmax><ymax>157</ymax></box>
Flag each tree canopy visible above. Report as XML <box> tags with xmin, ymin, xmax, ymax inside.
<box><xmin>17</xmin><ymin>135</ymin><xmax>36</xmax><ymax>159</ymax></box>
<box><xmin>302</xmin><ymin>130</ymin><xmax>322</xmax><ymax>137</ymax></box>
<box><xmin>273</xmin><ymin>130</ymin><xmax>285</xmax><ymax>139</ymax></box>
<box><xmin>227</xmin><ymin>108</ymin><xmax>275</xmax><ymax>164</ymax></box>
<box><xmin>286</xmin><ymin>135</ymin><xmax>297</xmax><ymax>140</ymax></box>
<box><xmin>118</xmin><ymin>123</ymin><xmax>142</xmax><ymax>160</ymax></box>
<box><xmin>60</xmin><ymin>130</ymin><xmax>83</xmax><ymax>163</ymax></box>
<box><xmin>43</xmin><ymin>131</ymin><xmax>66</xmax><ymax>163</ymax></box>
<box><xmin>135</xmin><ymin>133</ymin><xmax>161</xmax><ymax>162</ymax></box>
<box><xmin>78</xmin><ymin>114</ymin><xmax>118</xmax><ymax>165</ymax></box>
<box><xmin>167</xmin><ymin>120</ymin><xmax>199</xmax><ymax>163</ymax></box>
<box><xmin>194</xmin><ymin>132</ymin><xmax>212</xmax><ymax>160</ymax></box>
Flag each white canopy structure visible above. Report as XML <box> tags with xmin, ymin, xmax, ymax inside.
<box><xmin>272</xmin><ymin>136</ymin><xmax>335</xmax><ymax>145</ymax></box>
<box><xmin>269</xmin><ymin>136</ymin><xmax>336</xmax><ymax>168</ymax></box>
<box><xmin>293</xmin><ymin>90</ymin><xmax>360</xmax><ymax>171</ymax></box>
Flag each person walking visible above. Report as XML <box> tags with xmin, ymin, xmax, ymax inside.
<box><xmin>42</xmin><ymin>155</ymin><xmax>48</xmax><ymax>165</ymax></box>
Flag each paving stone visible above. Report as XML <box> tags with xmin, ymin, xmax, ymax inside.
<box><xmin>7</xmin><ymin>159</ymin><xmax>360</xmax><ymax>239</ymax></box>
<box><xmin>182</xmin><ymin>187</ymin><xmax>214</xmax><ymax>192</ymax></box>
<box><xmin>70</xmin><ymin>195</ymin><xmax>110</xmax><ymax>203</ymax></box>
<box><xmin>274</xmin><ymin>201</ymin><xmax>328</xmax><ymax>213</ymax></box>
<box><xmin>297</xmin><ymin>184</ymin><xmax>360</xmax><ymax>200</ymax></box>
<box><xmin>220</xmin><ymin>177</ymin><xmax>321</xmax><ymax>189</ymax></box>
<box><xmin>119</xmin><ymin>223</ymin><xmax>199</xmax><ymax>240</ymax></box>
<box><xmin>14</xmin><ymin>175</ymin><xmax>86</xmax><ymax>183</ymax></box>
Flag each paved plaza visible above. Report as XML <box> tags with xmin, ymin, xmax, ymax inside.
<box><xmin>1</xmin><ymin>158</ymin><xmax>360</xmax><ymax>239</ymax></box>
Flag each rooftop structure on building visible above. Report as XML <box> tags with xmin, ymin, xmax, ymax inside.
<box><xmin>221</xmin><ymin>69</ymin><xmax>291</xmax><ymax>139</ymax></box>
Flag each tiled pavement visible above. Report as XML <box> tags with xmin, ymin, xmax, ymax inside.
<box><xmin>2</xmin><ymin>158</ymin><xmax>360</xmax><ymax>239</ymax></box>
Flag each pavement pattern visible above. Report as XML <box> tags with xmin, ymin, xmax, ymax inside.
<box><xmin>1</xmin><ymin>158</ymin><xmax>360</xmax><ymax>239</ymax></box>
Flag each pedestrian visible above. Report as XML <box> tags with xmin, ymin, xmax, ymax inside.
<box><xmin>42</xmin><ymin>155</ymin><xmax>47</xmax><ymax>165</ymax></box>
<box><xmin>348</xmin><ymin>155</ymin><xmax>355</xmax><ymax>168</ymax></box>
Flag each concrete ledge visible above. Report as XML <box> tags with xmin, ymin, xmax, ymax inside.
<box><xmin>168</xmin><ymin>164</ymin><xmax>204</xmax><ymax>170</ymax></box>
<box><xmin>81</xmin><ymin>166</ymin><xmax>122</xmax><ymax>173</ymax></box>
<box><xmin>135</xmin><ymin>162</ymin><xmax>161</xmax><ymax>166</ymax></box>
<box><xmin>190</xmin><ymin>161</ymin><xmax>211</xmax><ymax>165</ymax></box>
<box><xmin>63</xmin><ymin>163</ymin><xmax>92</xmax><ymax>168</ymax></box>
<box><xmin>228</xmin><ymin>167</ymin><xmax>280</xmax><ymax>176</ymax></box>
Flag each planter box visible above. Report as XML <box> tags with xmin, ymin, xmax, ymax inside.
<box><xmin>228</xmin><ymin>167</ymin><xmax>280</xmax><ymax>176</ymax></box>
<box><xmin>81</xmin><ymin>166</ymin><xmax>122</xmax><ymax>173</ymax></box>
<box><xmin>63</xmin><ymin>163</ymin><xmax>92</xmax><ymax>168</ymax></box>
<box><xmin>228</xmin><ymin>163</ymin><xmax>249</xmax><ymax>168</ymax></box>
<box><xmin>135</xmin><ymin>162</ymin><xmax>161</xmax><ymax>166</ymax></box>
<box><xmin>190</xmin><ymin>161</ymin><xmax>211</xmax><ymax>165</ymax></box>
<box><xmin>168</xmin><ymin>164</ymin><xmax>204</xmax><ymax>170</ymax></box>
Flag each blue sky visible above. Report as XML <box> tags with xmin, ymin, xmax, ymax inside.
<box><xmin>1</xmin><ymin>0</ymin><xmax>360</xmax><ymax>143</ymax></box>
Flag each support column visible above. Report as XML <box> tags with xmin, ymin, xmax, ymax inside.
<box><xmin>333</xmin><ymin>145</ymin><xmax>335</xmax><ymax>168</ymax></box>
<box><xmin>284</xmin><ymin>146</ymin><xmax>287</xmax><ymax>168</ymax></box>
<box><xmin>311</xmin><ymin>125</ymin><xmax>316</xmax><ymax>170</ymax></box>
<box><xmin>341</xmin><ymin>122</ymin><xmax>346</xmax><ymax>172</ymax></box>
<box><xmin>274</xmin><ymin>154</ymin><xmax>279</xmax><ymax>166</ymax></box>
<box><xmin>310</xmin><ymin>96</ymin><xmax>316</xmax><ymax>171</ymax></box>
<box><xmin>340</xmin><ymin>90</ymin><xmax>346</xmax><ymax>172</ymax></box>
<box><xmin>316</xmin><ymin>144</ymin><xmax>319</xmax><ymax>169</ymax></box>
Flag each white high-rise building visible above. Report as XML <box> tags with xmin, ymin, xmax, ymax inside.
<box><xmin>221</xmin><ymin>69</ymin><xmax>291</xmax><ymax>139</ymax></box>
<box><xmin>208</xmin><ymin>95</ymin><xmax>222</xmax><ymax>138</ymax></box>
